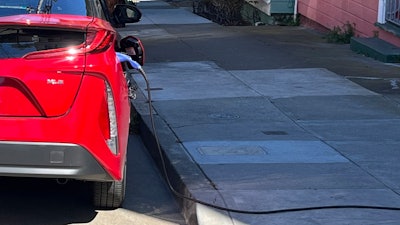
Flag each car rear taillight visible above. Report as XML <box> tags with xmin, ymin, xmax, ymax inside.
<box><xmin>23</xmin><ymin>29</ymin><xmax>115</xmax><ymax>60</ymax></box>
<box><xmin>101</xmin><ymin>81</ymin><xmax>118</xmax><ymax>155</ymax></box>
<box><xmin>85</xmin><ymin>29</ymin><xmax>115</xmax><ymax>54</ymax></box>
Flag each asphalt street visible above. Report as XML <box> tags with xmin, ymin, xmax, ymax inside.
<box><xmin>0</xmin><ymin>134</ymin><xmax>186</xmax><ymax>225</ymax></box>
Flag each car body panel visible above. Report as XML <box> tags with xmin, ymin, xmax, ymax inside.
<box><xmin>0</xmin><ymin>1</ymin><xmax>136</xmax><ymax>182</ymax></box>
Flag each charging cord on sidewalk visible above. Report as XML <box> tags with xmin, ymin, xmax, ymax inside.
<box><xmin>118</xmin><ymin>53</ymin><xmax>400</xmax><ymax>215</ymax></box>
<box><xmin>141</xmin><ymin>70</ymin><xmax>400</xmax><ymax>215</ymax></box>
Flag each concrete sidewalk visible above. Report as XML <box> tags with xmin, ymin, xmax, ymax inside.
<box><xmin>124</xmin><ymin>1</ymin><xmax>400</xmax><ymax>224</ymax></box>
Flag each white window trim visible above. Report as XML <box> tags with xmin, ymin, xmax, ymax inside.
<box><xmin>378</xmin><ymin>0</ymin><xmax>386</xmax><ymax>23</ymax></box>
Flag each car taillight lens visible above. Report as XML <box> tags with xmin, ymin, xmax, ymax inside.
<box><xmin>85</xmin><ymin>29</ymin><xmax>115</xmax><ymax>54</ymax></box>
<box><xmin>104</xmin><ymin>81</ymin><xmax>118</xmax><ymax>155</ymax></box>
<box><xmin>23</xmin><ymin>29</ymin><xmax>115</xmax><ymax>59</ymax></box>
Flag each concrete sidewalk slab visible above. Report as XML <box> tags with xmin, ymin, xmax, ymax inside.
<box><xmin>130</xmin><ymin>1</ymin><xmax>400</xmax><ymax>224</ymax></box>
<box><xmin>229</xmin><ymin>207</ymin><xmax>400</xmax><ymax>225</ymax></box>
<box><xmin>135</xmin><ymin>62</ymin><xmax>400</xmax><ymax>224</ymax></box>
<box><xmin>183</xmin><ymin>140</ymin><xmax>348</xmax><ymax>164</ymax></box>
<box><xmin>138</xmin><ymin>1</ymin><xmax>212</xmax><ymax>25</ymax></box>
<box><xmin>230</xmin><ymin>68</ymin><xmax>378</xmax><ymax>98</ymax></box>
<box><xmin>139</xmin><ymin>8</ymin><xmax>211</xmax><ymax>25</ymax></box>
<box><xmin>273</xmin><ymin>95</ymin><xmax>400</xmax><ymax>120</ymax></box>
<box><xmin>299</xmin><ymin>119</ymin><xmax>400</xmax><ymax>141</ymax></box>
<box><xmin>136</xmin><ymin>62</ymin><xmax>260</xmax><ymax>100</ymax></box>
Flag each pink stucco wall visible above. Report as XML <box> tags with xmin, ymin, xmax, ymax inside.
<box><xmin>298</xmin><ymin>0</ymin><xmax>400</xmax><ymax>47</ymax></box>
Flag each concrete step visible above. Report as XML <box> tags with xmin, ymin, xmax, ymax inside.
<box><xmin>350</xmin><ymin>37</ymin><xmax>400</xmax><ymax>63</ymax></box>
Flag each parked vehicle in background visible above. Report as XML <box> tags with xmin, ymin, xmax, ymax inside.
<box><xmin>0</xmin><ymin>0</ymin><xmax>144</xmax><ymax>208</ymax></box>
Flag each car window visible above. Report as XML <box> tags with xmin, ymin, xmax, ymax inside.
<box><xmin>0</xmin><ymin>0</ymin><xmax>90</xmax><ymax>16</ymax></box>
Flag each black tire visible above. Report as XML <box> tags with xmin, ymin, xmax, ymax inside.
<box><xmin>93</xmin><ymin>165</ymin><xmax>126</xmax><ymax>209</ymax></box>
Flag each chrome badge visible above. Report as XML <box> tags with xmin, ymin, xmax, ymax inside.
<box><xmin>47</xmin><ymin>79</ymin><xmax>64</xmax><ymax>85</ymax></box>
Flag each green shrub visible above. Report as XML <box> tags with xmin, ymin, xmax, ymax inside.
<box><xmin>326</xmin><ymin>22</ymin><xmax>355</xmax><ymax>44</ymax></box>
<box><xmin>193</xmin><ymin>0</ymin><xmax>246</xmax><ymax>25</ymax></box>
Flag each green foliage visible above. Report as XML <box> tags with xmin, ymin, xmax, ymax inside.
<box><xmin>326</xmin><ymin>22</ymin><xmax>355</xmax><ymax>44</ymax></box>
<box><xmin>276</xmin><ymin>14</ymin><xmax>300</xmax><ymax>26</ymax></box>
<box><xmin>193</xmin><ymin>0</ymin><xmax>246</xmax><ymax>25</ymax></box>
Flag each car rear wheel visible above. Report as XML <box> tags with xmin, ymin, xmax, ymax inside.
<box><xmin>93</xmin><ymin>164</ymin><xmax>126</xmax><ymax>209</ymax></box>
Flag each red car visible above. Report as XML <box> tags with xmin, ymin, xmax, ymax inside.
<box><xmin>0</xmin><ymin>0</ymin><xmax>144</xmax><ymax>208</ymax></box>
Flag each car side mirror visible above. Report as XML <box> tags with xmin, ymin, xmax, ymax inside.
<box><xmin>120</xmin><ymin>36</ymin><xmax>145</xmax><ymax>66</ymax></box>
<box><xmin>113</xmin><ymin>4</ymin><xmax>142</xmax><ymax>24</ymax></box>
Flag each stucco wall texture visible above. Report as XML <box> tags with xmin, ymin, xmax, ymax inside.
<box><xmin>298</xmin><ymin>0</ymin><xmax>400</xmax><ymax>47</ymax></box>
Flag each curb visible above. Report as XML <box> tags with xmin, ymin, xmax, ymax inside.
<box><xmin>131</xmin><ymin>88</ymin><xmax>214</xmax><ymax>225</ymax></box>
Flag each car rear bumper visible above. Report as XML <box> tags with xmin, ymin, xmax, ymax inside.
<box><xmin>0</xmin><ymin>141</ymin><xmax>113</xmax><ymax>181</ymax></box>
